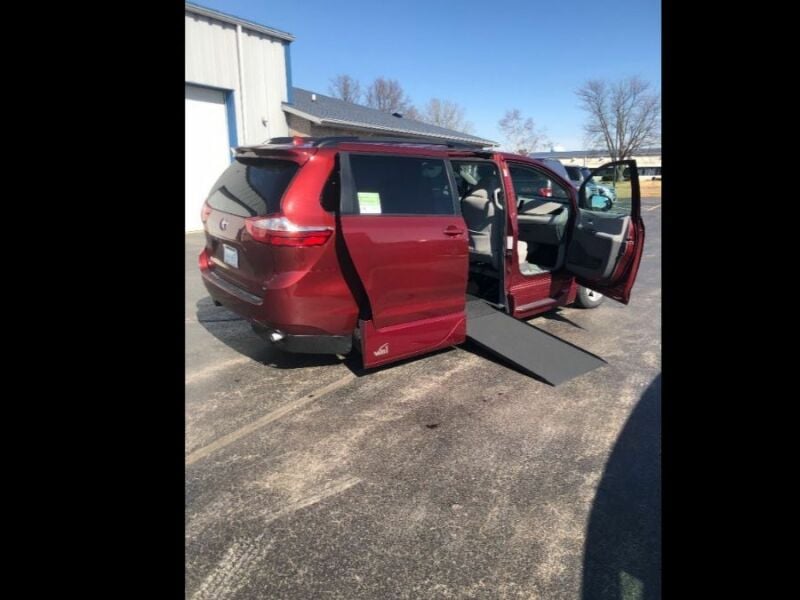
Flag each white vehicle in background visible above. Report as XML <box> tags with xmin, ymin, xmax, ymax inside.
<box><xmin>561</xmin><ymin>164</ymin><xmax>617</xmax><ymax>209</ymax></box>
<box><xmin>639</xmin><ymin>166</ymin><xmax>662</xmax><ymax>180</ymax></box>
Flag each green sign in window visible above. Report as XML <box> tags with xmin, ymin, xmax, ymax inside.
<box><xmin>357</xmin><ymin>192</ymin><xmax>382</xmax><ymax>214</ymax></box>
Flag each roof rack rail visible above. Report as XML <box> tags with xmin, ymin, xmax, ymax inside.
<box><xmin>262</xmin><ymin>136</ymin><xmax>484</xmax><ymax>150</ymax></box>
<box><xmin>313</xmin><ymin>136</ymin><xmax>480</xmax><ymax>149</ymax></box>
<box><xmin>313</xmin><ymin>136</ymin><xmax>367</xmax><ymax>147</ymax></box>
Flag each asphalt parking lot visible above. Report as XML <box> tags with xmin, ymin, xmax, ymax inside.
<box><xmin>185</xmin><ymin>198</ymin><xmax>661</xmax><ymax>599</ymax></box>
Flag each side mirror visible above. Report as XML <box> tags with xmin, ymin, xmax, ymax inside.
<box><xmin>590</xmin><ymin>195</ymin><xmax>610</xmax><ymax>211</ymax></box>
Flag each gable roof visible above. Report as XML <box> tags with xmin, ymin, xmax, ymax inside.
<box><xmin>283</xmin><ymin>88</ymin><xmax>497</xmax><ymax>147</ymax></box>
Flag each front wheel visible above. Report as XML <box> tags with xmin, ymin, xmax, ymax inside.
<box><xmin>575</xmin><ymin>286</ymin><xmax>605</xmax><ymax>309</ymax></box>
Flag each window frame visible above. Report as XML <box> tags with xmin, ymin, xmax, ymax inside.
<box><xmin>449</xmin><ymin>157</ymin><xmax>506</xmax><ymax>205</ymax></box>
<box><xmin>339</xmin><ymin>152</ymin><xmax>461</xmax><ymax>216</ymax></box>
<box><xmin>506</xmin><ymin>162</ymin><xmax>572</xmax><ymax>204</ymax></box>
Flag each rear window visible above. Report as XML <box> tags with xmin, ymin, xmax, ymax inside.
<box><xmin>347</xmin><ymin>154</ymin><xmax>455</xmax><ymax>215</ymax></box>
<box><xmin>206</xmin><ymin>158</ymin><xmax>299</xmax><ymax>217</ymax></box>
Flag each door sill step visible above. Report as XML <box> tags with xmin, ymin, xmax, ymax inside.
<box><xmin>514</xmin><ymin>297</ymin><xmax>557</xmax><ymax>313</ymax></box>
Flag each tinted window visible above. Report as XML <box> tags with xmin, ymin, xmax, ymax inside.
<box><xmin>348</xmin><ymin>155</ymin><xmax>455</xmax><ymax>215</ymax></box>
<box><xmin>565</xmin><ymin>166</ymin><xmax>582</xmax><ymax>180</ymax></box>
<box><xmin>320</xmin><ymin>157</ymin><xmax>341</xmax><ymax>212</ymax></box>
<box><xmin>207</xmin><ymin>158</ymin><xmax>299</xmax><ymax>217</ymax></box>
<box><xmin>509</xmin><ymin>165</ymin><xmax>570</xmax><ymax>202</ymax></box>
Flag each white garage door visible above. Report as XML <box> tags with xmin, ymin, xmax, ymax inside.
<box><xmin>185</xmin><ymin>85</ymin><xmax>233</xmax><ymax>231</ymax></box>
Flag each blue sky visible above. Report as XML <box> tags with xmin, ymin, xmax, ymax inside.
<box><xmin>191</xmin><ymin>0</ymin><xmax>660</xmax><ymax>150</ymax></box>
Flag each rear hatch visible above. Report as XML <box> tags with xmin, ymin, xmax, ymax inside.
<box><xmin>202</xmin><ymin>157</ymin><xmax>301</xmax><ymax>295</ymax></box>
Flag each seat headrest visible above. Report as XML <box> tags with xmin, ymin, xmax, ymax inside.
<box><xmin>467</xmin><ymin>187</ymin><xmax>490</xmax><ymax>199</ymax></box>
<box><xmin>467</xmin><ymin>175</ymin><xmax>499</xmax><ymax>197</ymax></box>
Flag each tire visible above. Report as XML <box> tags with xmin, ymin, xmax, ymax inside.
<box><xmin>575</xmin><ymin>286</ymin><xmax>605</xmax><ymax>309</ymax></box>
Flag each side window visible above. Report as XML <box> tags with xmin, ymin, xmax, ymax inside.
<box><xmin>579</xmin><ymin>164</ymin><xmax>633</xmax><ymax>216</ymax></box>
<box><xmin>451</xmin><ymin>161</ymin><xmax>502</xmax><ymax>201</ymax></box>
<box><xmin>509</xmin><ymin>165</ymin><xmax>570</xmax><ymax>203</ymax></box>
<box><xmin>347</xmin><ymin>154</ymin><xmax>455</xmax><ymax>215</ymax></box>
<box><xmin>320</xmin><ymin>156</ymin><xmax>340</xmax><ymax>212</ymax></box>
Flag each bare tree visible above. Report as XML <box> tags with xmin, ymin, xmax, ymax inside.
<box><xmin>576</xmin><ymin>76</ymin><xmax>661</xmax><ymax>160</ymax></box>
<box><xmin>498</xmin><ymin>109</ymin><xmax>549</xmax><ymax>154</ymax></box>
<box><xmin>403</xmin><ymin>105</ymin><xmax>422</xmax><ymax>121</ymax></box>
<box><xmin>418</xmin><ymin>98</ymin><xmax>474</xmax><ymax>133</ymax></box>
<box><xmin>365</xmin><ymin>77</ymin><xmax>415</xmax><ymax>115</ymax></box>
<box><xmin>328</xmin><ymin>74</ymin><xmax>362</xmax><ymax>104</ymax></box>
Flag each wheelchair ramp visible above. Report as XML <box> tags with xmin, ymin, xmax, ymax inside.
<box><xmin>465</xmin><ymin>298</ymin><xmax>606</xmax><ymax>386</ymax></box>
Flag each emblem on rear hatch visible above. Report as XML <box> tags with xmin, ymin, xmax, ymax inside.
<box><xmin>219</xmin><ymin>218</ymin><xmax>228</xmax><ymax>231</ymax></box>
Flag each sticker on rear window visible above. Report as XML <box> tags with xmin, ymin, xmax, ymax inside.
<box><xmin>357</xmin><ymin>192</ymin><xmax>382</xmax><ymax>214</ymax></box>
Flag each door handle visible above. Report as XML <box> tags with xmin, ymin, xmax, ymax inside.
<box><xmin>443</xmin><ymin>226</ymin><xmax>465</xmax><ymax>236</ymax></box>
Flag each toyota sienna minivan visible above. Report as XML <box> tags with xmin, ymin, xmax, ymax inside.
<box><xmin>198</xmin><ymin>137</ymin><xmax>644</xmax><ymax>369</ymax></box>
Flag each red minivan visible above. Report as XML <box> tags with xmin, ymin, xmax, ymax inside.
<box><xmin>198</xmin><ymin>137</ymin><xmax>644</xmax><ymax>369</ymax></box>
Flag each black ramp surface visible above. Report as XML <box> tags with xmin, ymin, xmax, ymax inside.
<box><xmin>465</xmin><ymin>299</ymin><xmax>606</xmax><ymax>386</ymax></box>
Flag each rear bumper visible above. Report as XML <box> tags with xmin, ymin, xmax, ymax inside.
<box><xmin>202</xmin><ymin>270</ymin><xmax>262</xmax><ymax>305</ymax></box>
<box><xmin>200</xmin><ymin>265</ymin><xmax>356</xmax><ymax>354</ymax></box>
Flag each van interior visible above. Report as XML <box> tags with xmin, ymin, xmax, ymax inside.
<box><xmin>453</xmin><ymin>160</ymin><xmax>572</xmax><ymax>307</ymax></box>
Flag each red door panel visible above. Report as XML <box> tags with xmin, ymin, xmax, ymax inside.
<box><xmin>358</xmin><ymin>311</ymin><xmax>467</xmax><ymax>368</ymax></box>
<box><xmin>339</xmin><ymin>216</ymin><xmax>468</xmax><ymax>329</ymax></box>
<box><xmin>338</xmin><ymin>153</ymin><xmax>469</xmax><ymax>368</ymax></box>
<box><xmin>587</xmin><ymin>217</ymin><xmax>645</xmax><ymax>303</ymax></box>
<box><xmin>500</xmin><ymin>157</ymin><xmax>578</xmax><ymax>314</ymax></box>
<box><xmin>340</xmin><ymin>215</ymin><xmax>468</xmax><ymax>367</ymax></box>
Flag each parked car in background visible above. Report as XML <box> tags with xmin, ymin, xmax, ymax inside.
<box><xmin>564</xmin><ymin>165</ymin><xmax>586</xmax><ymax>188</ymax></box>
<box><xmin>535</xmin><ymin>157</ymin><xmax>572</xmax><ymax>182</ymax></box>
<box><xmin>563</xmin><ymin>163</ymin><xmax>617</xmax><ymax>207</ymax></box>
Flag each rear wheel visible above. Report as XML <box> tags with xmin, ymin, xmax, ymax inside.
<box><xmin>575</xmin><ymin>286</ymin><xmax>604</xmax><ymax>309</ymax></box>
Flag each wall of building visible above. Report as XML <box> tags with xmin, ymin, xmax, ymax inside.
<box><xmin>557</xmin><ymin>153</ymin><xmax>661</xmax><ymax>169</ymax></box>
<box><xmin>286</xmin><ymin>114</ymin><xmax>313</xmax><ymax>136</ymax></box>
<box><xmin>185</xmin><ymin>9</ymin><xmax>289</xmax><ymax>144</ymax></box>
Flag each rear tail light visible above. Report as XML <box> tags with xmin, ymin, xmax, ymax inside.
<box><xmin>198</xmin><ymin>248</ymin><xmax>210</xmax><ymax>270</ymax></box>
<box><xmin>244</xmin><ymin>216</ymin><xmax>333</xmax><ymax>247</ymax></box>
<box><xmin>200</xmin><ymin>202</ymin><xmax>212</xmax><ymax>224</ymax></box>
<box><xmin>537</xmin><ymin>187</ymin><xmax>553</xmax><ymax>198</ymax></box>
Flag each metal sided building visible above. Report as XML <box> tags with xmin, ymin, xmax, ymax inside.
<box><xmin>185</xmin><ymin>2</ymin><xmax>294</xmax><ymax>231</ymax></box>
<box><xmin>530</xmin><ymin>148</ymin><xmax>662</xmax><ymax>175</ymax></box>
